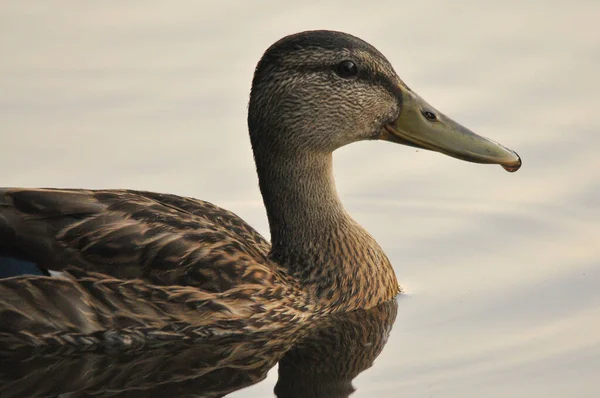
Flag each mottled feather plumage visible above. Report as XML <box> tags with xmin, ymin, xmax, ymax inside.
<box><xmin>0</xmin><ymin>188</ymin><xmax>321</xmax><ymax>349</ymax></box>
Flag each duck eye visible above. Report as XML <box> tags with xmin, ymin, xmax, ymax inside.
<box><xmin>422</xmin><ymin>110</ymin><xmax>437</xmax><ymax>121</ymax></box>
<box><xmin>335</xmin><ymin>60</ymin><xmax>358</xmax><ymax>78</ymax></box>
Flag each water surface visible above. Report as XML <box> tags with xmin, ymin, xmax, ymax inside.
<box><xmin>1</xmin><ymin>1</ymin><xmax>599</xmax><ymax>397</ymax></box>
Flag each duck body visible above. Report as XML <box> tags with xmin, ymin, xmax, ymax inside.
<box><xmin>0</xmin><ymin>30</ymin><xmax>520</xmax><ymax>349</ymax></box>
<box><xmin>0</xmin><ymin>187</ymin><xmax>393</xmax><ymax>348</ymax></box>
<box><xmin>0</xmin><ymin>189</ymin><xmax>315</xmax><ymax>348</ymax></box>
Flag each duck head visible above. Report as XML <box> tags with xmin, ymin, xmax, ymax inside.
<box><xmin>248</xmin><ymin>30</ymin><xmax>521</xmax><ymax>172</ymax></box>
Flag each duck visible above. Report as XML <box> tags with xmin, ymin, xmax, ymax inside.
<box><xmin>0</xmin><ymin>30</ymin><xmax>521</xmax><ymax>349</ymax></box>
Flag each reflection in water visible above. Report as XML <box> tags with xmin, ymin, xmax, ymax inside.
<box><xmin>0</xmin><ymin>299</ymin><xmax>397</xmax><ymax>397</ymax></box>
<box><xmin>276</xmin><ymin>299</ymin><xmax>397</xmax><ymax>398</ymax></box>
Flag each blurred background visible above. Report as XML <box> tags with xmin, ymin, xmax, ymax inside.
<box><xmin>1</xmin><ymin>1</ymin><xmax>599</xmax><ymax>397</ymax></box>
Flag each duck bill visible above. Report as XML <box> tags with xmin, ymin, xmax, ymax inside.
<box><xmin>381</xmin><ymin>89</ymin><xmax>521</xmax><ymax>172</ymax></box>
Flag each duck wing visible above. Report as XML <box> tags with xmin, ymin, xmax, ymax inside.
<box><xmin>0</xmin><ymin>188</ymin><xmax>273</xmax><ymax>289</ymax></box>
<box><xmin>0</xmin><ymin>267</ymin><xmax>303</xmax><ymax>350</ymax></box>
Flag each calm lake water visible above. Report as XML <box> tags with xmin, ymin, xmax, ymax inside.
<box><xmin>1</xmin><ymin>1</ymin><xmax>599</xmax><ymax>397</ymax></box>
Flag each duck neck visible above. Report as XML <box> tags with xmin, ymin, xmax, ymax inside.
<box><xmin>259</xmin><ymin>151</ymin><xmax>345</xmax><ymax>250</ymax></box>
<box><xmin>254</xmin><ymin>148</ymin><xmax>399</xmax><ymax>312</ymax></box>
